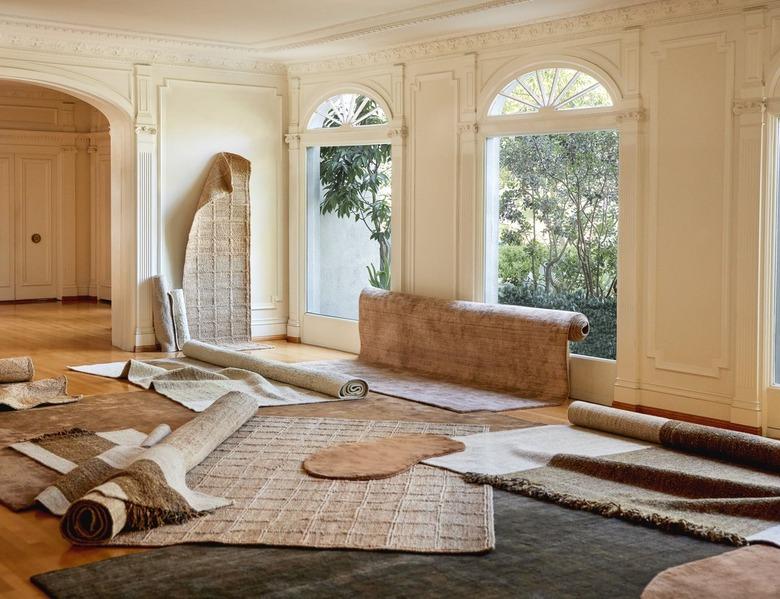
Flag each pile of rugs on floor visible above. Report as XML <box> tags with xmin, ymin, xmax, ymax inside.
<box><xmin>0</xmin><ymin>356</ymin><xmax>80</xmax><ymax>410</ymax></box>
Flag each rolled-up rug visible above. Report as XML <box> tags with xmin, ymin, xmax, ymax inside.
<box><xmin>182</xmin><ymin>339</ymin><xmax>368</xmax><ymax>399</ymax></box>
<box><xmin>568</xmin><ymin>401</ymin><xmax>780</xmax><ymax>471</ymax></box>
<box><xmin>0</xmin><ymin>356</ymin><xmax>34</xmax><ymax>383</ymax></box>
<box><xmin>59</xmin><ymin>391</ymin><xmax>256</xmax><ymax>544</ymax></box>
<box><xmin>151</xmin><ymin>275</ymin><xmax>177</xmax><ymax>352</ymax></box>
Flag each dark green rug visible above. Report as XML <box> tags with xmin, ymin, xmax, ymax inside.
<box><xmin>32</xmin><ymin>491</ymin><xmax>729</xmax><ymax>599</ymax></box>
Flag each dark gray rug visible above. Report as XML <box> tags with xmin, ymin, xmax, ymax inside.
<box><xmin>32</xmin><ymin>492</ymin><xmax>729</xmax><ymax>599</ymax></box>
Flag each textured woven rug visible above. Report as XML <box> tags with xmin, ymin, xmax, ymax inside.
<box><xmin>0</xmin><ymin>376</ymin><xmax>81</xmax><ymax>410</ymax></box>
<box><xmin>0</xmin><ymin>355</ymin><xmax>34</xmax><ymax>383</ymax></box>
<box><xmin>102</xmin><ymin>416</ymin><xmax>494</xmax><ymax>554</ymax></box>
<box><xmin>31</xmin><ymin>491</ymin><xmax>730</xmax><ymax>599</ymax></box>
<box><xmin>468</xmin><ymin>446</ymin><xmax>780</xmax><ymax>546</ymax></box>
<box><xmin>182</xmin><ymin>152</ymin><xmax>254</xmax><ymax>347</ymax></box>
<box><xmin>303</xmin><ymin>359</ymin><xmax>558</xmax><ymax>412</ymax></box>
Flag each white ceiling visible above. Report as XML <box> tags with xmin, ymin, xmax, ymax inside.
<box><xmin>0</xmin><ymin>0</ymin><xmax>650</xmax><ymax>62</ymax></box>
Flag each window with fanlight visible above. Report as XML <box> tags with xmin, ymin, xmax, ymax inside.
<box><xmin>305</xmin><ymin>93</ymin><xmax>392</xmax><ymax>322</ymax></box>
<box><xmin>489</xmin><ymin>67</ymin><xmax>613</xmax><ymax>116</ymax></box>
<box><xmin>485</xmin><ymin>67</ymin><xmax>619</xmax><ymax>360</ymax></box>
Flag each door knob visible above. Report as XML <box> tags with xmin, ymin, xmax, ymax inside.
<box><xmin>31</xmin><ymin>233</ymin><xmax>41</xmax><ymax>244</ymax></box>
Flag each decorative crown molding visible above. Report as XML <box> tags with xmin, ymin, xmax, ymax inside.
<box><xmin>0</xmin><ymin>15</ymin><xmax>286</xmax><ymax>75</ymax></box>
<box><xmin>732</xmin><ymin>98</ymin><xmax>765</xmax><ymax>115</ymax></box>
<box><xmin>287</xmin><ymin>0</ymin><xmax>725</xmax><ymax>74</ymax></box>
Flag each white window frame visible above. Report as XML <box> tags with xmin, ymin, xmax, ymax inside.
<box><xmin>476</xmin><ymin>61</ymin><xmax>640</xmax><ymax>405</ymax></box>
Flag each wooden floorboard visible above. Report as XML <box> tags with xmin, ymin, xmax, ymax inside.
<box><xmin>0</xmin><ymin>302</ymin><xmax>569</xmax><ymax>597</ymax></box>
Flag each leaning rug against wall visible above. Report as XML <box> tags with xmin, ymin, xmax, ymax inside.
<box><xmin>181</xmin><ymin>152</ymin><xmax>259</xmax><ymax>350</ymax></box>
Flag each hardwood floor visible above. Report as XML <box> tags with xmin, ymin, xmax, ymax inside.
<box><xmin>0</xmin><ymin>302</ymin><xmax>569</xmax><ymax>598</ymax></box>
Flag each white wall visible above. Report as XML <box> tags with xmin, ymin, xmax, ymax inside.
<box><xmin>159</xmin><ymin>76</ymin><xmax>287</xmax><ymax>337</ymax></box>
<box><xmin>285</xmin><ymin>1</ymin><xmax>779</xmax><ymax>434</ymax></box>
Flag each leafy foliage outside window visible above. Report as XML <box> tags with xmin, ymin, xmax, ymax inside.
<box><xmin>318</xmin><ymin>96</ymin><xmax>391</xmax><ymax>289</ymax></box>
<box><xmin>497</xmin><ymin>130</ymin><xmax>619</xmax><ymax>359</ymax></box>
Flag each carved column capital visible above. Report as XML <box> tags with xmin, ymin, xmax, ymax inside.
<box><xmin>616</xmin><ymin>109</ymin><xmax>646</xmax><ymax>123</ymax></box>
<box><xmin>135</xmin><ymin>124</ymin><xmax>158</xmax><ymax>135</ymax></box>
<box><xmin>732</xmin><ymin>98</ymin><xmax>765</xmax><ymax>115</ymax></box>
<box><xmin>284</xmin><ymin>133</ymin><xmax>301</xmax><ymax>149</ymax></box>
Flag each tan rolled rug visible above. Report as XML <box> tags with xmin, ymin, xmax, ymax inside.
<box><xmin>569</xmin><ymin>401</ymin><xmax>780</xmax><ymax>471</ymax></box>
<box><xmin>182</xmin><ymin>152</ymin><xmax>254</xmax><ymax>347</ymax></box>
<box><xmin>308</xmin><ymin>288</ymin><xmax>589</xmax><ymax>412</ymax></box>
<box><xmin>183</xmin><ymin>340</ymin><xmax>368</xmax><ymax>399</ymax></box>
<box><xmin>642</xmin><ymin>546</ymin><xmax>780</xmax><ymax>598</ymax></box>
<box><xmin>0</xmin><ymin>376</ymin><xmax>81</xmax><ymax>410</ymax></box>
<box><xmin>0</xmin><ymin>356</ymin><xmax>34</xmax><ymax>383</ymax></box>
<box><xmin>55</xmin><ymin>392</ymin><xmax>257</xmax><ymax>543</ymax></box>
<box><xmin>151</xmin><ymin>275</ymin><xmax>176</xmax><ymax>352</ymax></box>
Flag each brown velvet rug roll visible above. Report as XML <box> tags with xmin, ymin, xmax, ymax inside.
<box><xmin>303</xmin><ymin>434</ymin><xmax>465</xmax><ymax>480</ymax></box>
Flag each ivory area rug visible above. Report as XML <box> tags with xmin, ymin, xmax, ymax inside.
<box><xmin>100</xmin><ymin>416</ymin><xmax>494</xmax><ymax>554</ymax></box>
<box><xmin>182</xmin><ymin>152</ymin><xmax>254</xmax><ymax>347</ymax></box>
<box><xmin>0</xmin><ymin>376</ymin><xmax>81</xmax><ymax>410</ymax></box>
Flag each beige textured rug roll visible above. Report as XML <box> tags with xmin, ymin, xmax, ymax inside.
<box><xmin>0</xmin><ymin>376</ymin><xmax>81</xmax><ymax>410</ymax></box>
<box><xmin>182</xmin><ymin>152</ymin><xmax>253</xmax><ymax>347</ymax></box>
<box><xmin>151</xmin><ymin>275</ymin><xmax>176</xmax><ymax>353</ymax></box>
<box><xmin>183</xmin><ymin>340</ymin><xmax>368</xmax><ymax>399</ymax></box>
<box><xmin>347</xmin><ymin>288</ymin><xmax>588</xmax><ymax>405</ymax></box>
<box><xmin>58</xmin><ymin>392</ymin><xmax>256</xmax><ymax>544</ymax></box>
<box><xmin>568</xmin><ymin>401</ymin><xmax>780</xmax><ymax>471</ymax></box>
<box><xmin>0</xmin><ymin>356</ymin><xmax>34</xmax><ymax>383</ymax></box>
<box><xmin>168</xmin><ymin>289</ymin><xmax>191</xmax><ymax>351</ymax></box>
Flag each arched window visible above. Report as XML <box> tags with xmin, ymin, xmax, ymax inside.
<box><xmin>307</xmin><ymin>93</ymin><xmax>388</xmax><ymax>129</ymax></box>
<box><xmin>489</xmin><ymin>67</ymin><xmax>613</xmax><ymax>116</ymax></box>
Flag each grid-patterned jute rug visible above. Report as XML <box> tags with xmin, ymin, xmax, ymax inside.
<box><xmin>108</xmin><ymin>416</ymin><xmax>494</xmax><ymax>554</ymax></box>
<box><xmin>182</xmin><ymin>152</ymin><xmax>253</xmax><ymax>346</ymax></box>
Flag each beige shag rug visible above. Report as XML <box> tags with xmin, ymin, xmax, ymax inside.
<box><xmin>0</xmin><ymin>376</ymin><xmax>81</xmax><ymax>410</ymax></box>
<box><xmin>106</xmin><ymin>416</ymin><xmax>494</xmax><ymax>554</ymax></box>
<box><xmin>182</xmin><ymin>152</ymin><xmax>254</xmax><ymax>347</ymax></box>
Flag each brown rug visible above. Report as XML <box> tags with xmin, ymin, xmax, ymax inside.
<box><xmin>182</xmin><ymin>152</ymin><xmax>253</xmax><ymax>347</ymax></box>
<box><xmin>0</xmin><ymin>355</ymin><xmax>34</xmax><ymax>383</ymax></box>
<box><xmin>641</xmin><ymin>545</ymin><xmax>780</xmax><ymax>598</ymax></box>
<box><xmin>0</xmin><ymin>390</ymin><xmax>533</xmax><ymax>511</ymax></box>
<box><xmin>303</xmin><ymin>360</ymin><xmax>559</xmax><ymax>412</ymax></box>
<box><xmin>303</xmin><ymin>434</ymin><xmax>465</xmax><ymax>480</ymax></box>
<box><xmin>468</xmin><ymin>446</ymin><xmax>780</xmax><ymax>545</ymax></box>
<box><xmin>309</xmin><ymin>288</ymin><xmax>590</xmax><ymax>411</ymax></box>
<box><xmin>102</xmin><ymin>417</ymin><xmax>495</xmax><ymax>554</ymax></box>
<box><xmin>0</xmin><ymin>376</ymin><xmax>81</xmax><ymax>410</ymax></box>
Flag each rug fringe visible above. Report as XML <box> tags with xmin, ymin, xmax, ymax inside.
<box><xmin>464</xmin><ymin>472</ymin><xmax>747</xmax><ymax>546</ymax></box>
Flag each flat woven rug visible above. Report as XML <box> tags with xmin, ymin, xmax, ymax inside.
<box><xmin>0</xmin><ymin>376</ymin><xmax>81</xmax><ymax>410</ymax></box>
<box><xmin>303</xmin><ymin>359</ymin><xmax>558</xmax><ymax>412</ymax></box>
<box><xmin>102</xmin><ymin>416</ymin><xmax>494</xmax><ymax>554</ymax></box>
<box><xmin>31</xmin><ymin>491</ymin><xmax>730</xmax><ymax>599</ymax></box>
<box><xmin>182</xmin><ymin>152</ymin><xmax>254</xmax><ymax>347</ymax></box>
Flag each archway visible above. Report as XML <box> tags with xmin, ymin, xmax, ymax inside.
<box><xmin>0</xmin><ymin>65</ymin><xmax>139</xmax><ymax>350</ymax></box>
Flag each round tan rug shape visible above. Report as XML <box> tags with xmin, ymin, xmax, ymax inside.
<box><xmin>303</xmin><ymin>434</ymin><xmax>466</xmax><ymax>480</ymax></box>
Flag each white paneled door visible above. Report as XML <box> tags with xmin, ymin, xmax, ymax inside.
<box><xmin>0</xmin><ymin>151</ymin><xmax>58</xmax><ymax>301</ymax></box>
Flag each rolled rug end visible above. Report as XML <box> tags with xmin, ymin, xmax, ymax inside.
<box><xmin>340</xmin><ymin>380</ymin><xmax>369</xmax><ymax>399</ymax></box>
<box><xmin>60</xmin><ymin>495</ymin><xmax>126</xmax><ymax>544</ymax></box>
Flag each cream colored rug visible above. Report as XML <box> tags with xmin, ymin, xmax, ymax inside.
<box><xmin>0</xmin><ymin>356</ymin><xmax>34</xmax><ymax>383</ymax></box>
<box><xmin>182</xmin><ymin>152</ymin><xmax>254</xmax><ymax>347</ymax></box>
<box><xmin>107</xmin><ymin>416</ymin><xmax>494</xmax><ymax>554</ymax></box>
<box><xmin>0</xmin><ymin>376</ymin><xmax>81</xmax><ymax>410</ymax></box>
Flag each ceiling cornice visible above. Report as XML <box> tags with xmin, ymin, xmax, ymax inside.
<box><xmin>0</xmin><ymin>15</ymin><xmax>286</xmax><ymax>74</ymax></box>
<box><xmin>259</xmin><ymin>0</ymin><xmax>531</xmax><ymax>53</ymax></box>
<box><xmin>0</xmin><ymin>0</ymin><xmax>737</xmax><ymax>75</ymax></box>
<box><xmin>287</xmin><ymin>0</ymin><xmax>727</xmax><ymax>74</ymax></box>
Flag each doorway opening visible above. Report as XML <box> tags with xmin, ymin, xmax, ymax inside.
<box><xmin>0</xmin><ymin>81</ymin><xmax>112</xmax><ymax>310</ymax></box>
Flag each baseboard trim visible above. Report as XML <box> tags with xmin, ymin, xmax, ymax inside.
<box><xmin>0</xmin><ymin>298</ymin><xmax>57</xmax><ymax>305</ymax></box>
<box><xmin>61</xmin><ymin>295</ymin><xmax>98</xmax><ymax>304</ymax></box>
<box><xmin>134</xmin><ymin>344</ymin><xmax>160</xmax><ymax>353</ymax></box>
<box><xmin>254</xmin><ymin>334</ymin><xmax>286</xmax><ymax>341</ymax></box>
<box><xmin>612</xmin><ymin>401</ymin><xmax>761</xmax><ymax>435</ymax></box>
<box><xmin>286</xmin><ymin>336</ymin><xmax>301</xmax><ymax>344</ymax></box>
